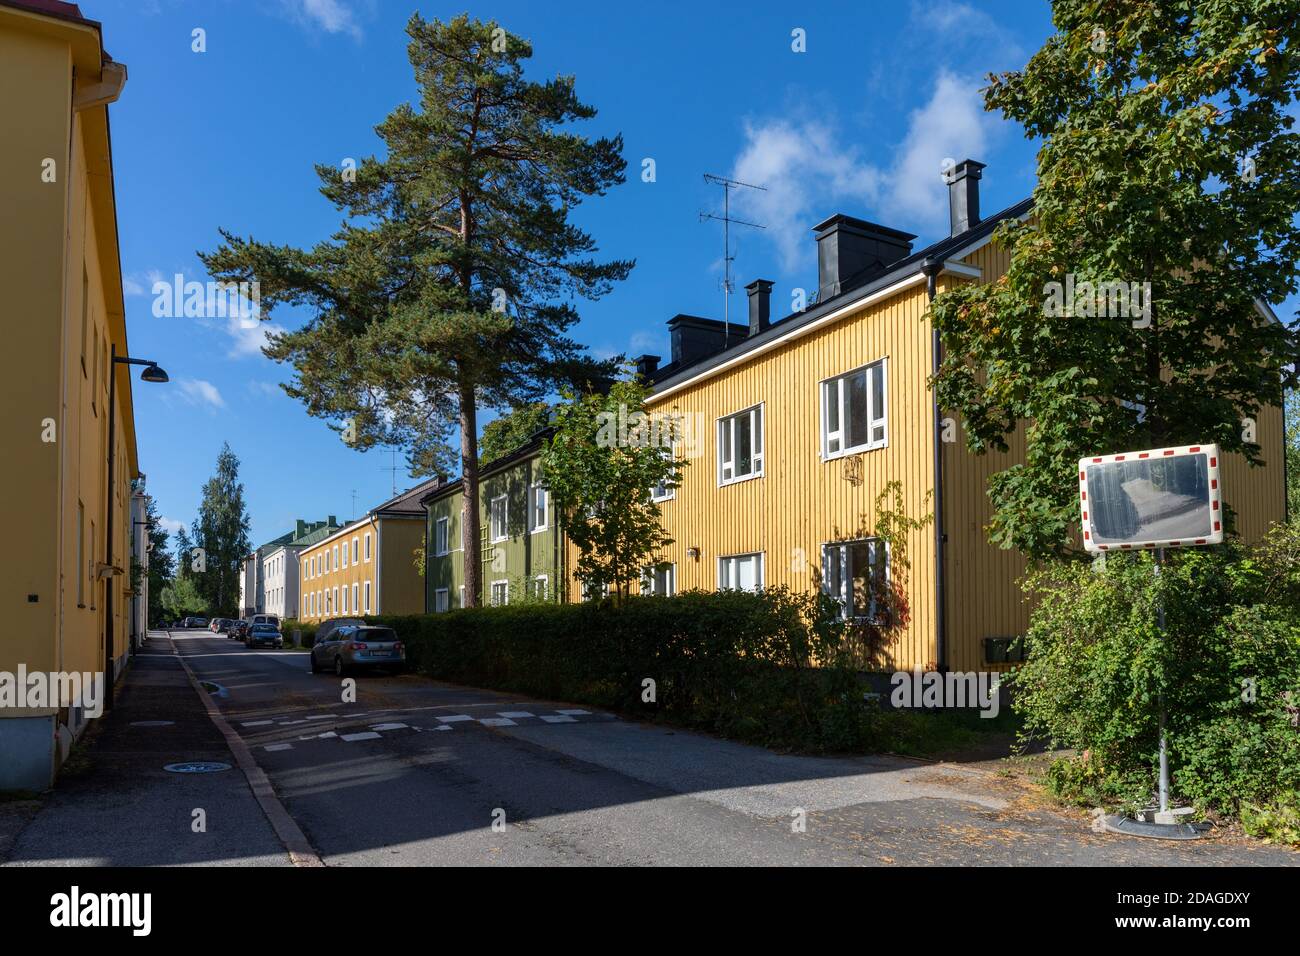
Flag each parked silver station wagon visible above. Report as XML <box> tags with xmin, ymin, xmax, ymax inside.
<box><xmin>309</xmin><ymin>625</ymin><xmax>405</xmax><ymax>676</ymax></box>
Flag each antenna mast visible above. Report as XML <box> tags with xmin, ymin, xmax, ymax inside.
<box><xmin>701</xmin><ymin>173</ymin><xmax>766</xmax><ymax>347</ymax></box>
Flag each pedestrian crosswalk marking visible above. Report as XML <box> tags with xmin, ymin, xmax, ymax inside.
<box><xmin>263</xmin><ymin>743</ymin><xmax>292</xmax><ymax>752</ymax></box>
<box><xmin>497</xmin><ymin>711</ymin><xmax>534</xmax><ymax>718</ymax></box>
<box><xmin>556</xmin><ymin>709</ymin><xmax>590</xmax><ymax>716</ymax></box>
<box><xmin>370</xmin><ymin>722</ymin><xmax>408</xmax><ymax>731</ymax></box>
<box><xmin>340</xmin><ymin>731</ymin><xmax>382</xmax><ymax>742</ymax></box>
<box><xmin>436</xmin><ymin>714</ymin><xmax>474</xmax><ymax>723</ymax></box>
<box><xmin>540</xmin><ymin>715</ymin><xmax>577</xmax><ymax>723</ymax></box>
<box><xmin>479</xmin><ymin>717</ymin><xmax>517</xmax><ymax>727</ymax></box>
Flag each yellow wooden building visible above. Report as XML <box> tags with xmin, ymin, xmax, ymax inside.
<box><xmin>295</xmin><ymin>480</ymin><xmax>440</xmax><ymax>623</ymax></box>
<box><xmin>567</xmin><ymin>159</ymin><xmax>1286</xmax><ymax>674</ymax></box>
<box><xmin>1</xmin><ymin>0</ymin><xmax>144</xmax><ymax>788</ymax></box>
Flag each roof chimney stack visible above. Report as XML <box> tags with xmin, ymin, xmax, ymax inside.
<box><xmin>745</xmin><ymin>279</ymin><xmax>773</xmax><ymax>336</ymax></box>
<box><xmin>634</xmin><ymin>354</ymin><xmax>661</xmax><ymax>379</ymax></box>
<box><xmin>944</xmin><ymin>159</ymin><xmax>985</xmax><ymax>236</ymax></box>
<box><xmin>813</xmin><ymin>215</ymin><xmax>916</xmax><ymax>302</ymax></box>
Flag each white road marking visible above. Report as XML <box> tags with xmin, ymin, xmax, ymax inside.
<box><xmin>340</xmin><ymin>731</ymin><xmax>382</xmax><ymax>742</ymax></box>
<box><xmin>555</xmin><ymin>709</ymin><xmax>590</xmax><ymax>716</ymax></box>
<box><xmin>540</xmin><ymin>715</ymin><xmax>578</xmax><ymax>724</ymax></box>
<box><xmin>436</xmin><ymin>715</ymin><xmax>474</xmax><ymax>723</ymax></box>
<box><xmin>433</xmin><ymin>725</ymin><xmax>453</xmax><ymax>732</ymax></box>
<box><xmin>264</xmin><ymin>743</ymin><xmax>293</xmax><ymax>752</ymax></box>
<box><xmin>241</xmin><ymin>720</ymin><xmax>274</xmax><ymax>727</ymax></box>
<box><xmin>304</xmin><ymin>715</ymin><xmax>333</xmax><ymax>721</ymax></box>
<box><xmin>497</xmin><ymin>711</ymin><xmax>535</xmax><ymax>719</ymax></box>
<box><xmin>370</xmin><ymin>722</ymin><xmax>408</xmax><ymax>731</ymax></box>
<box><xmin>479</xmin><ymin>718</ymin><xmax>517</xmax><ymax>727</ymax></box>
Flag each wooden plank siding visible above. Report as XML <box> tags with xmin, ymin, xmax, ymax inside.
<box><xmin>567</xmin><ymin>279</ymin><xmax>943</xmax><ymax>671</ymax></box>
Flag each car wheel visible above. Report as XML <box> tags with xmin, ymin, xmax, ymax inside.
<box><xmin>334</xmin><ymin>655</ymin><xmax>347</xmax><ymax>677</ymax></box>
<box><xmin>309</xmin><ymin>652</ymin><xmax>320</xmax><ymax>673</ymax></box>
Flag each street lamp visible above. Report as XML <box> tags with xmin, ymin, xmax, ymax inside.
<box><xmin>105</xmin><ymin>345</ymin><xmax>168</xmax><ymax>710</ymax></box>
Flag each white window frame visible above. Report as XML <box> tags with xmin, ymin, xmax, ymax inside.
<box><xmin>352</xmin><ymin>537</ymin><xmax>359</xmax><ymax>563</ymax></box>
<box><xmin>490</xmin><ymin>494</ymin><xmax>508</xmax><ymax>542</ymax></box>
<box><xmin>651</xmin><ymin>445</ymin><xmax>677</xmax><ymax>502</ymax></box>
<box><xmin>341</xmin><ymin>543</ymin><xmax>348</xmax><ymax>569</ymax></box>
<box><xmin>333</xmin><ymin>544</ymin><xmax>340</xmax><ymax>570</ymax></box>
<box><xmin>529</xmin><ymin>484</ymin><xmax>548</xmax><ymax>534</ymax></box>
<box><xmin>717</xmin><ymin>552</ymin><xmax>764</xmax><ymax>593</ymax></box>
<box><xmin>434</xmin><ymin>516</ymin><xmax>450</xmax><ymax>556</ymax></box>
<box><xmin>351</xmin><ymin>582</ymin><xmax>358</xmax><ymax>613</ymax></box>
<box><xmin>435</xmin><ymin>588</ymin><xmax>450</xmax><ymax>612</ymax></box>
<box><xmin>490</xmin><ymin>579</ymin><xmax>509</xmax><ymax>606</ymax></box>
<box><xmin>458</xmin><ymin>585</ymin><xmax>465</xmax><ymax>609</ymax></box>
<box><xmin>643</xmin><ymin>563</ymin><xmax>676</xmax><ymax>596</ymax></box>
<box><xmin>364</xmin><ymin>580</ymin><xmax>372</xmax><ymax>613</ymax></box>
<box><xmin>717</xmin><ymin>404</ymin><xmax>764</xmax><ymax>486</ymax></box>
<box><xmin>364</xmin><ymin>532</ymin><xmax>372</xmax><ymax>562</ymax></box>
<box><xmin>343</xmin><ymin>585</ymin><xmax>350</xmax><ymax>613</ymax></box>
<box><xmin>821</xmin><ymin>358</ymin><xmax>888</xmax><ymax>460</ymax></box>
<box><xmin>530</xmin><ymin>574</ymin><xmax>548</xmax><ymax>601</ymax></box>
<box><xmin>821</xmin><ymin>538</ymin><xmax>890</xmax><ymax>623</ymax></box>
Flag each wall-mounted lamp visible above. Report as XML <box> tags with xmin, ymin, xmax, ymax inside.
<box><xmin>686</xmin><ymin>547</ymin><xmax>700</xmax><ymax>560</ymax></box>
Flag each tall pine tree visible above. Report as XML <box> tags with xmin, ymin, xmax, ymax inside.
<box><xmin>200</xmin><ymin>14</ymin><xmax>630</xmax><ymax>606</ymax></box>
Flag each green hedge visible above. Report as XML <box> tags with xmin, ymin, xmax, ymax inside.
<box><xmin>280</xmin><ymin>619</ymin><xmax>320</xmax><ymax>648</ymax></box>
<box><xmin>368</xmin><ymin>587</ymin><xmax>891</xmax><ymax>752</ymax></box>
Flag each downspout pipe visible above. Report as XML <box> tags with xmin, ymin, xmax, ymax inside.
<box><xmin>921</xmin><ymin>257</ymin><xmax>948</xmax><ymax>673</ymax></box>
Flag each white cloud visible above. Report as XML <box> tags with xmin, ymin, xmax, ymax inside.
<box><xmin>286</xmin><ymin>0</ymin><xmax>362</xmax><ymax>39</ymax></box>
<box><xmin>158</xmin><ymin>516</ymin><xmax>185</xmax><ymax>537</ymax></box>
<box><xmin>222</xmin><ymin>313</ymin><xmax>285</xmax><ymax>359</ymax></box>
<box><xmin>175</xmin><ymin>378</ymin><xmax>226</xmax><ymax>411</ymax></box>
<box><xmin>730</xmin><ymin>70</ymin><xmax>996</xmax><ymax>270</ymax></box>
<box><xmin>915</xmin><ymin>1</ymin><xmax>1025</xmax><ymax>65</ymax></box>
<box><xmin>122</xmin><ymin>274</ymin><xmax>145</xmax><ymax>296</ymax></box>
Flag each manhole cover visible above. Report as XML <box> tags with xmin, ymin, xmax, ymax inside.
<box><xmin>163</xmin><ymin>761</ymin><xmax>232</xmax><ymax>774</ymax></box>
<box><xmin>131</xmin><ymin>720</ymin><xmax>174</xmax><ymax>727</ymax></box>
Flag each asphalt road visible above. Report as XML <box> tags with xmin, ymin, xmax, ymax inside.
<box><xmin>6</xmin><ymin>629</ymin><xmax>1296</xmax><ymax>866</ymax></box>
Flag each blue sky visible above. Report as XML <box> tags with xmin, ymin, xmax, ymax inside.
<box><xmin>98</xmin><ymin>0</ymin><xmax>1297</xmax><ymax>549</ymax></box>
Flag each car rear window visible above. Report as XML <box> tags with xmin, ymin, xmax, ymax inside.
<box><xmin>355</xmin><ymin>628</ymin><xmax>397</xmax><ymax>642</ymax></box>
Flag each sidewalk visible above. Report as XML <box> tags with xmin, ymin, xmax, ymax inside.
<box><xmin>0</xmin><ymin>631</ymin><xmax>291</xmax><ymax>866</ymax></box>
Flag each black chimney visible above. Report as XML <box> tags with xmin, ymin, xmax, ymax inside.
<box><xmin>634</xmin><ymin>354</ymin><xmax>661</xmax><ymax>379</ymax></box>
<box><xmin>667</xmin><ymin>314</ymin><xmax>748</xmax><ymax>367</ymax></box>
<box><xmin>813</xmin><ymin>215</ymin><xmax>916</xmax><ymax>302</ymax></box>
<box><xmin>944</xmin><ymin>158</ymin><xmax>985</xmax><ymax>236</ymax></box>
<box><xmin>745</xmin><ymin>279</ymin><xmax>773</xmax><ymax>336</ymax></box>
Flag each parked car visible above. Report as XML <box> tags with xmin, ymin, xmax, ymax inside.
<box><xmin>210</xmin><ymin>618</ymin><xmax>231</xmax><ymax>634</ymax></box>
<box><xmin>185</xmin><ymin>616</ymin><xmax>209</xmax><ymax>629</ymax></box>
<box><xmin>310</xmin><ymin>625</ymin><xmax>404</xmax><ymax>676</ymax></box>
<box><xmin>246</xmin><ymin>623</ymin><xmax>284</xmax><ymax>649</ymax></box>
<box><xmin>227</xmin><ymin>620</ymin><xmax>249</xmax><ymax>640</ymax></box>
<box><xmin>314</xmin><ymin>617</ymin><xmax>364</xmax><ymax>645</ymax></box>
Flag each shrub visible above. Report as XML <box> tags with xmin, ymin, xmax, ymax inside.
<box><xmin>369</xmin><ymin>587</ymin><xmax>893</xmax><ymax>752</ymax></box>
<box><xmin>1008</xmin><ymin>523</ymin><xmax>1300</xmax><ymax>831</ymax></box>
<box><xmin>280</xmin><ymin>618</ymin><xmax>319</xmax><ymax>648</ymax></box>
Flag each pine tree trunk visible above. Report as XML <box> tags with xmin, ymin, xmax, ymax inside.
<box><xmin>459</xmin><ymin>378</ymin><xmax>481</xmax><ymax>608</ymax></box>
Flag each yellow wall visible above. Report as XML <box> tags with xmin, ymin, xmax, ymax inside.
<box><xmin>1</xmin><ymin>6</ymin><xmax>137</xmax><ymax>738</ymax></box>
<box><xmin>296</xmin><ymin>515</ymin><xmax>425</xmax><ymax>621</ymax></box>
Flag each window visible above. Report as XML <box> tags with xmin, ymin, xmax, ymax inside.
<box><xmin>822</xmin><ymin>359</ymin><xmax>887</xmax><ymax>458</ymax></box>
<box><xmin>490</xmin><ymin>580</ymin><xmax>509</xmax><ymax>606</ymax></box>
<box><xmin>333</xmin><ymin>544</ymin><xmax>340</xmax><ymax>570</ymax></box>
<box><xmin>718</xmin><ymin>553</ymin><xmax>763</xmax><ymax>593</ymax></box>
<box><xmin>303</xmin><ymin>595</ymin><xmax>308</xmax><ymax>616</ymax></box>
<box><xmin>490</xmin><ymin>495</ymin><xmax>508</xmax><ymax>542</ymax></box>
<box><xmin>364</xmin><ymin>532</ymin><xmax>371</xmax><ymax>562</ymax></box>
<box><xmin>80</xmin><ymin>268</ymin><xmax>89</xmax><ymax>375</ymax></box>
<box><xmin>529</xmin><ymin>575</ymin><xmax>548</xmax><ymax>601</ymax></box>
<box><xmin>529</xmin><ymin>485</ymin><xmax>547</xmax><ymax>533</ymax></box>
<box><xmin>434</xmin><ymin>517</ymin><xmax>450</xmax><ymax>556</ymax></box>
<box><xmin>643</xmin><ymin>563</ymin><xmax>675</xmax><ymax>596</ymax></box>
<box><xmin>89</xmin><ymin>521</ymin><xmax>96</xmax><ymax>608</ymax></box>
<box><xmin>435</xmin><ymin>588</ymin><xmax>450</xmax><ymax>613</ymax></box>
<box><xmin>303</xmin><ymin>559</ymin><xmax>309</xmax><ymax>580</ymax></box>
<box><xmin>364</xmin><ymin>580</ymin><xmax>372</xmax><ymax>612</ymax></box>
<box><xmin>822</xmin><ymin>539</ymin><xmax>889</xmax><ymax>622</ymax></box>
<box><xmin>718</xmin><ymin>405</ymin><xmax>763</xmax><ymax>484</ymax></box>
<box><xmin>458</xmin><ymin>585</ymin><xmax>465</xmax><ymax>608</ymax></box>
<box><xmin>343</xmin><ymin>585</ymin><xmax>349</xmax><ymax>613</ymax></box>
<box><xmin>341</xmin><ymin>543</ymin><xmax>348</xmax><ymax>569</ymax></box>
<box><xmin>651</xmin><ymin>447</ymin><xmax>677</xmax><ymax>502</ymax></box>
<box><xmin>352</xmin><ymin>582</ymin><xmax>358</xmax><ymax>613</ymax></box>
<box><xmin>352</xmin><ymin>537</ymin><xmax>359</xmax><ymax>563</ymax></box>
<box><xmin>333</xmin><ymin>587</ymin><xmax>339</xmax><ymax>615</ymax></box>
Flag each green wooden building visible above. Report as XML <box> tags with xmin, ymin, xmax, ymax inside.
<box><xmin>422</xmin><ymin>433</ymin><xmax>566</xmax><ymax>611</ymax></box>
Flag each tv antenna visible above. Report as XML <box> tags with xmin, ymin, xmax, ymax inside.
<box><xmin>379</xmin><ymin>448</ymin><xmax>401</xmax><ymax>497</ymax></box>
<box><xmin>349</xmin><ymin>489</ymin><xmax>358</xmax><ymax>519</ymax></box>
<box><xmin>700</xmin><ymin>173</ymin><xmax>766</xmax><ymax>347</ymax></box>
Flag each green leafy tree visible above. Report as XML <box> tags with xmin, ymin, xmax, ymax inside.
<box><xmin>200</xmin><ymin>14</ymin><xmax>630</xmax><ymax>606</ymax></box>
<box><xmin>542</xmin><ymin>379</ymin><xmax>683</xmax><ymax>602</ymax></box>
<box><xmin>480</xmin><ymin>402</ymin><xmax>552</xmax><ymax>462</ymax></box>
<box><xmin>1286</xmin><ymin>387</ymin><xmax>1300</xmax><ymax>521</ymax></box>
<box><xmin>173</xmin><ymin>525</ymin><xmax>195</xmax><ymax>580</ymax></box>
<box><xmin>144</xmin><ymin>495</ymin><xmax>174</xmax><ymax>627</ymax></box>
<box><xmin>930</xmin><ymin>0</ymin><xmax>1300</xmax><ymax>559</ymax></box>
<box><xmin>160</xmin><ymin>575</ymin><xmax>207</xmax><ymax>619</ymax></box>
<box><xmin>191</xmin><ymin>442</ymin><xmax>251</xmax><ymax>617</ymax></box>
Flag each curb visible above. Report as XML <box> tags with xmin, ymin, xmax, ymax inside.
<box><xmin>165</xmin><ymin>632</ymin><xmax>324</xmax><ymax>867</ymax></box>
